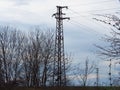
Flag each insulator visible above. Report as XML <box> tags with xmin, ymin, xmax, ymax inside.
<box><xmin>109</xmin><ymin>73</ymin><xmax>111</xmax><ymax>75</ymax></box>
<box><xmin>109</xmin><ymin>78</ymin><xmax>111</xmax><ymax>80</ymax></box>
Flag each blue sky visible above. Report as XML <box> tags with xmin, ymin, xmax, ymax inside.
<box><xmin>0</xmin><ymin>0</ymin><xmax>120</xmax><ymax>85</ymax></box>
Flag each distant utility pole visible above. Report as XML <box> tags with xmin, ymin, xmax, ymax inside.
<box><xmin>52</xmin><ymin>6</ymin><xmax>70</xmax><ymax>86</ymax></box>
<box><xmin>96</xmin><ymin>68</ymin><xmax>99</xmax><ymax>86</ymax></box>
<box><xmin>108</xmin><ymin>59</ymin><xmax>112</xmax><ymax>86</ymax></box>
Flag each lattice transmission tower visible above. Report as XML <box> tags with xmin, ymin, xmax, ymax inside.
<box><xmin>52</xmin><ymin>6</ymin><xmax>70</xmax><ymax>86</ymax></box>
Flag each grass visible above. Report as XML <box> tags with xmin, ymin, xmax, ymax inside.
<box><xmin>0</xmin><ymin>86</ymin><xmax>120</xmax><ymax>90</ymax></box>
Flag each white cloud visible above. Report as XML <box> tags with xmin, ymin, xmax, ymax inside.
<box><xmin>0</xmin><ymin>0</ymin><xmax>119</xmax><ymax>85</ymax></box>
<box><xmin>0</xmin><ymin>0</ymin><xmax>119</xmax><ymax>60</ymax></box>
<box><xmin>12</xmin><ymin>0</ymin><xmax>30</xmax><ymax>6</ymax></box>
<box><xmin>0</xmin><ymin>0</ymin><xmax>119</xmax><ymax>25</ymax></box>
<box><xmin>0</xmin><ymin>0</ymin><xmax>119</xmax><ymax>61</ymax></box>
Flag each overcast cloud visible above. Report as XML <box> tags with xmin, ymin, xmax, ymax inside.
<box><xmin>0</xmin><ymin>0</ymin><xmax>120</xmax><ymax>84</ymax></box>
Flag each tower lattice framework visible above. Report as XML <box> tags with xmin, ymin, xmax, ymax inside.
<box><xmin>52</xmin><ymin>6</ymin><xmax>70</xmax><ymax>86</ymax></box>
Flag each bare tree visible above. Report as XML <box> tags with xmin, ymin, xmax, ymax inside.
<box><xmin>0</xmin><ymin>54</ymin><xmax>4</xmax><ymax>86</ymax></box>
<box><xmin>95</xmin><ymin>30</ymin><xmax>120</xmax><ymax>59</ymax></box>
<box><xmin>0</xmin><ymin>26</ymin><xmax>71</xmax><ymax>87</ymax></box>
<box><xmin>21</xmin><ymin>29</ymin><xmax>55</xmax><ymax>87</ymax></box>
<box><xmin>40</xmin><ymin>31</ymin><xmax>54</xmax><ymax>86</ymax></box>
<box><xmin>74</xmin><ymin>58</ymin><xmax>96</xmax><ymax>86</ymax></box>
<box><xmin>0</xmin><ymin>26</ymin><xmax>26</xmax><ymax>86</ymax></box>
<box><xmin>0</xmin><ymin>27</ymin><xmax>9</xmax><ymax>83</ymax></box>
<box><xmin>93</xmin><ymin>14</ymin><xmax>120</xmax><ymax>30</ymax></box>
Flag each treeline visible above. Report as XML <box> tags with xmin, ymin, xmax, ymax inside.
<box><xmin>0</xmin><ymin>26</ymin><xmax>69</xmax><ymax>87</ymax></box>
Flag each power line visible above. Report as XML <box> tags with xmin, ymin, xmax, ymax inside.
<box><xmin>67</xmin><ymin>19</ymin><xmax>104</xmax><ymax>35</ymax></box>
<box><xmin>67</xmin><ymin>7</ymin><xmax>120</xmax><ymax>32</ymax></box>
<box><xmin>87</xmin><ymin>8</ymin><xmax>120</xmax><ymax>13</ymax></box>
<box><xmin>67</xmin><ymin>10</ymin><xmax>113</xmax><ymax>33</ymax></box>
<box><xmin>67</xmin><ymin>0</ymin><xmax>115</xmax><ymax>7</ymax></box>
<box><xmin>68</xmin><ymin>9</ymin><xmax>90</xmax><ymax>18</ymax></box>
<box><xmin>68</xmin><ymin>7</ymin><xmax>120</xmax><ymax>15</ymax></box>
<box><xmin>68</xmin><ymin>17</ymin><xmax>114</xmax><ymax>37</ymax></box>
<box><xmin>68</xmin><ymin>8</ymin><xmax>90</xmax><ymax>17</ymax></box>
<box><xmin>66</xmin><ymin>7</ymin><xmax>119</xmax><ymax>21</ymax></box>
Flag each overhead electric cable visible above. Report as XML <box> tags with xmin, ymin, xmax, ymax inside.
<box><xmin>68</xmin><ymin>19</ymin><xmax>104</xmax><ymax>35</ymax></box>
<box><xmin>68</xmin><ymin>7</ymin><xmax>120</xmax><ymax>14</ymax></box>
<box><xmin>67</xmin><ymin>0</ymin><xmax>115</xmax><ymax>7</ymax></box>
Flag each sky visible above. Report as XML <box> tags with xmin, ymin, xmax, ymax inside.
<box><xmin>0</xmin><ymin>0</ymin><xmax>120</xmax><ymax>85</ymax></box>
